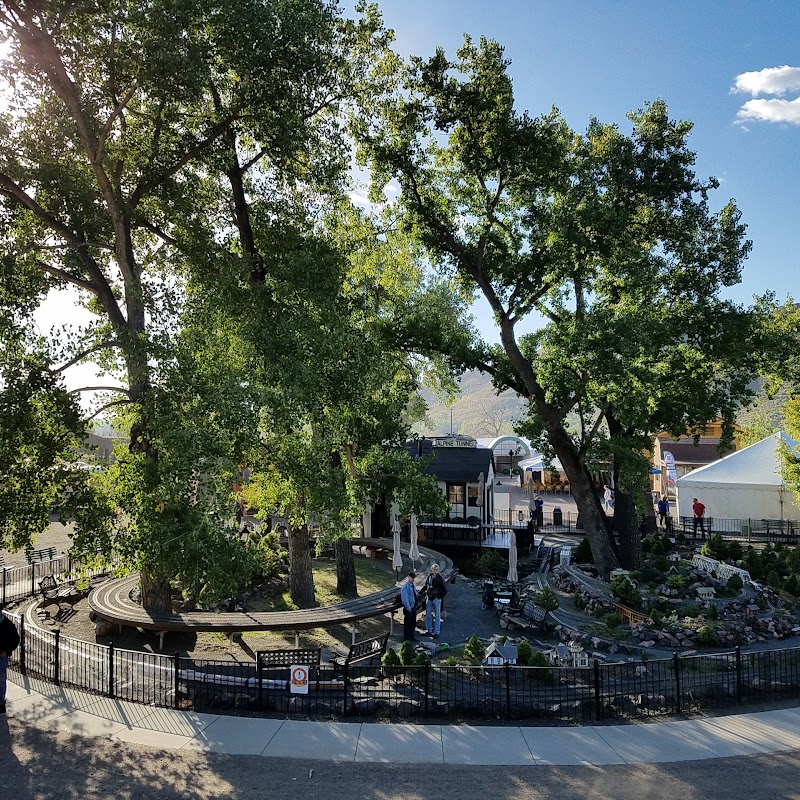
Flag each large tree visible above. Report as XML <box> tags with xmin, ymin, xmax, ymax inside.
<box><xmin>0</xmin><ymin>0</ymin><xmax>389</xmax><ymax>609</ymax></box>
<box><xmin>358</xmin><ymin>37</ymin><xmax>757</xmax><ymax>574</ymax></box>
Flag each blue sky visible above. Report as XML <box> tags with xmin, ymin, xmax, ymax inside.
<box><xmin>361</xmin><ymin>0</ymin><xmax>800</xmax><ymax>334</ymax></box>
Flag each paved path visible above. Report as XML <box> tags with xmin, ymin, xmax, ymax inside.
<box><xmin>6</xmin><ymin>673</ymin><xmax>800</xmax><ymax>767</ymax></box>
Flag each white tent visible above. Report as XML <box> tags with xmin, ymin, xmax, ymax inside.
<box><xmin>676</xmin><ymin>432</ymin><xmax>800</xmax><ymax>521</ymax></box>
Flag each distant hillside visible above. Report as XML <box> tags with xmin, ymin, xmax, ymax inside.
<box><xmin>413</xmin><ymin>370</ymin><xmax>528</xmax><ymax>437</ymax></box>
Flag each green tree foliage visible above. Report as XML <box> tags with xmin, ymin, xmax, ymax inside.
<box><xmin>610</xmin><ymin>576</ymin><xmax>642</xmax><ymax>609</ymax></box>
<box><xmin>534</xmin><ymin>586</ymin><xmax>559</xmax><ymax>612</ymax></box>
<box><xmin>516</xmin><ymin>639</ymin><xmax>534</xmax><ymax>666</ymax></box>
<box><xmin>399</xmin><ymin>639</ymin><xmax>417</xmax><ymax>666</ymax></box>
<box><xmin>463</xmin><ymin>635</ymin><xmax>485</xmax><ymax>666</ymax></box>
<box><xmin>357</xmin><ymin>36</ymin><xmax>759</xmax><ymax>576</ymax></box>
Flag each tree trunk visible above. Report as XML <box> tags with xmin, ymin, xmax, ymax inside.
<box><xmin>614</xmin><ymin>489</ymin><xmax>644</xmax><ymax>570</ymax></box>
<box><xmin>335</xmin><ymin>538</ymin><xmax>358</xmax><ymax>597</ymax></box>
<box><xmin>288</xmin><ymin>525</ymin><xmax>317</xmax><ymax>608</ymax></box>
<box><xmin>139</xmin><ymin>566</ymin><xmax>172</xmax><ymax>614</ymax></box>
<box><xmin>545</xmin><ymin>424</ymin><xmax>620</xmax><ymax>577</ymax></box>
<box><xmin>641</xmin><ymin>486</ymin><xmax>658</xmax><ymax>537</ymax></box>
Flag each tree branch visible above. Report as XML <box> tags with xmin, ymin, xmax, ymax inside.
<box><xmin>54</xmin><ymin>340</ymin><xmax>122</xmax><ymax>374</ymax></box>
<box><xmin>35</xmin><ymin>261</ymin><xmax>98</xmax><ymax>295</ymax></box>
<box><xmin>96</xmin><ymin>84</ymin><xmax>137</xmax><ymax>160</ymax></box>
<box><xmin>85</xmin><ymin>399</ymin><xmax>132</xmax><ymax>422</ymax></box>
<box><xmin>70</xmin><ymin>385</ymin><xmax>132</xmax><ymax>396</ymax></box>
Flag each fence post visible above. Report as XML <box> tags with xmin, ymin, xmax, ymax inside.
<box><xmin>505</xmin><ymin>663</ymin><xmax>512</xmax><ymax>719</ymax></box>
<box><xmin>735</xmin><ymin>646</ymin><xmax>742</xmax><ymax>705</ymax></box>
<box><xmin>2</xmin><ymin>568</ymin><xmax>6</xmax><ymax>605</ymax></box>
<box><xmin>174</xmin><ymin>652</ymin><xmax>181</xmax><ymax>710</ymax></box>
<box><xmin>19</xmin><ymin>618</ymin><xmax>26</xmax><ymax>676</ymax></box>
<box><xmin>256</xmin><ymin>656</ymin><xmax>264</xmax><ymax>711</ymax></box>
<box><xmin>30</xmin><ymin>564</ymin><xmax>35</xmax><ymax>597</ymax></box>
<box><xmin>593</xmin><ymin>659</ymin><xmax>602</xmax><ymax>721</ymax></box>
<box><xmin>673</xmin><ymin>653</ymin><xmax>681</xmax><ymax>714</ymax></box>
<box><xmin>54</xmin><ymin>629</ymin><xmax>61</xmax><ymax>686</ymax></box>
<box><xmin>107</xmin><ymin>642</ymin><xmax>115</xmax><ymax>698</ymax></box>
<box><xmin>424</xmin><ymin>663</ymin><xmax>430</xmax><ymax>716</ymax></box>
<box><xmin>342</xmin><ymin>661</ymin><xmax>349</xmax><ymax>717</ymax></box>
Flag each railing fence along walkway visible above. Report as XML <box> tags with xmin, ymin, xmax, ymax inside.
<box><xmin>5</xmin><ymin>606</ymin><xmax>800</xmax><ymax>723</ymax></box>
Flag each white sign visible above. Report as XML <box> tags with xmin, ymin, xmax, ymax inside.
<box><xmin>430</xmin><ymin>436</ymin><xmax>477</xmax><ymax>448</ymax></box>
<box><xmin>289</xmin><ymin>664</ymin><xmax>310</xmax><ymax>694</ymax></box>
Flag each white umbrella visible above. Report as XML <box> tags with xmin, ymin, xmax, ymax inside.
<box><xmin>362</xmin><ymin>503</ymin><xmax>372</xmax><ymax>538</ymax></box>
<box><xmin>409</xmin><ymin>512</ymin><xmax>420</xmax><ymax>565</ymax></box>
<box><xmin>507</xmin><ymin>530</ymin><xmax>518</xmax><ymax>583</ymax></box>
<box><xmin>391</xmin><ymin>513</ymin><xmax>404</xmax><ymax>574</ymax></box>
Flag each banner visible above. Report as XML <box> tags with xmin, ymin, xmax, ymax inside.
<box><xmin>663</xmin><ymin>451</ymin><xmax>678</xmax><ymax>486</ymax></box>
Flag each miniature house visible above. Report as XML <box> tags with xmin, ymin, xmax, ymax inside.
<box><xmin>483</xmin><ymin>643</ymin><xmax>518</xmax><ymax>666</ymax></box>
<box><xmin>548</xmin><ymin>642</ymin><xmax>589</xmax><ymax>669</ymax></box>
<box><xmin>696</xmin><ymin>586</ymin><xmax>716</xmax><ymax>600</ymax></box>
<box><xmin>667</xmin><ymin>552</ymin><xmax>681</xmax><ymax>563</ymax></box>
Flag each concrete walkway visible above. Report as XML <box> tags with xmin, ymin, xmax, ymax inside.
<box><xmin>7</xmin><ymin>673</ymin><xmax>800</xmax><ymax>765</ymax></box>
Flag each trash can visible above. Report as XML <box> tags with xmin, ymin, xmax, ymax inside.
<box><xmin>552</xmin><ymin>507</ymin><xmax>563</xmax><ymax>527</ymax></box>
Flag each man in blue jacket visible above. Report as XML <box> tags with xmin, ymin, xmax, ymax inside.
<box><xmin>400</xmin><ymin>571</ymin><xmax>418</xmax><ymax>642</ymax></box>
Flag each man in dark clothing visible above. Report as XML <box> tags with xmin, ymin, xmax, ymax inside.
<box><xmin>400</xmin><ymin>572</ymin><xmax>418</xmax><ymax>642</ymax></box>
<box><xmin>423</xmin><ymin>564</ymin><xmax>447</xmax><ymax>638</ymax></box>
<box><xmin>692</xmin><ymin>498</ymin><xmax>706</xmax><ymax>538</ymax></box>
<box><xmin>657</xmin><ymin>496</ymin><xmax>669</xmax><ymax>528</ymax></box>
<box><xmin>0</xmin><ymin>608</ymin><xmax>21</xmax><ymax>714</ymax></box>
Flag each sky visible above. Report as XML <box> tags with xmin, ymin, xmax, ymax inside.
<box><xmin>30</xmin><ymin>0</ymin><xmax>800</xmax><ymax>397</ymax></box>
<box><xmin>357</xmin><ymin>0</ymin><xmax>800</xmax><ymax>337</ymax></box>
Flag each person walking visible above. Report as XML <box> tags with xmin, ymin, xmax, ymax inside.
<box><xmin>692</xmin><ymin>497</ymin><xmax>706</xmax><ymax>538</ymax></box>
<box><xmin>423</xmin><ymin>564</ymin><xmax>447</xmax><ymax>639</ymax></box>
<box><xmin>603</xmin><ymin>485</ymin><xmax>614</xmax><ymax>513</ymax></box>
<box><xmin>0</xmin><ymin>607</ymin><xmax>21</xmax><ymax>715</ymax></box>
<box><xmin>657</xmin><ymin>495</ymin><xmax>669</xmax><ymax>528</ymax></box>
<box><xmin>400</xmin><ymin>571</ymin><xmax>419</xmax><ymax>642</ymax></box>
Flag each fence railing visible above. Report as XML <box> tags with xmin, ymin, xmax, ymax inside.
<box><xmin>5</xmin><ymin>608</ymin><xmax>800</xmax><ymax>722</ymax></box>
<box><xmin>674</xmin><ymin>516</ymin><xmax>800</xmax><ymax>544</ymax></box>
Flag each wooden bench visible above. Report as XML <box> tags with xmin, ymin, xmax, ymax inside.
<box><xmin>28</xmin><ymin>547</ymin><xmax>57</xmax><ymax>564</ymax></box>
<box><xmin>39</xmin><ymin>575</ymin><xmax>84</xmax><ymax>608</ymax></box>
<box><xmin>333</xmin><ymin>633</ymin><xmax>389</xmax><ymax>673</ymax></box>
<box><xmin>500</xmin><ymin>598</ymin><xmax>548</xmax><ymax>632</ymax></box>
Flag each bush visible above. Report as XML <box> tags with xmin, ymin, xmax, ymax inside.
<box><xmin>445</xmin><ymin>655</ymin><xmax>458</xmax><ymax>666</ymax></box>
<box><xmin>701</xmin><ymin>534</ymin><xmax>729</xmax><ymax>561</ymax></box>
<box><xmin>399</xmin><ymin>640</ymin><xmax>417</xmax><ymax>666</ymax></box>
<box><xmin>381</xmin><ymin>648</ymin><xmax>401</xmax><ymax>676</ymax></box>
<box><xmin>413</xmin><ymin>652</ymin><xmax>431</xmax><ymax>667</ymax></box>
<box><xmin>648</xmin><ymin>609</ymin><xmax>664</xmax><ymax>627</ymax></box>
<box><xmin>707</xmin><ymin>603</ymin><xmax>719</xmax><ymax>620</ymax></box>
<box><xmin>575</xmin><ymin>537</ymin><xmax>594</xmax><ymax>563</ymax></box>
<box><xmin>528</xmin><ymin>651</ymin><xmax>551</xmax><ymax>668</ymax></box>
<box><xmin>727</xmin><ymin>541</ymin><xmax>744</xmax><ymax>563</ymax></box>
<box><xmin>463</xmin><ymin>635</ymin><xmax>485</xmax><ymax>666</ymax></box>
<box><xmin>473</xmin><ymin>549</ymin><xmax>505</xmax><ymax>577</ymax></box>
<box><xmin>517</xmin><ymin>640</ymin><xmax>534</xmax><ymax>666</ymax></box>
<box><xmin>610</xmin><ymin>576</ymin><xmax>642</xmax><ymax>609</ymax></box>
<box><xmin>605</xmin><ymin>612</ymin><xmax>622</xmax><ymax>629</ymax></box>
<box><xmin>765</xmin><ymin>569</ymin><xmax>783</xmax><ymax>590</ymax></box>
<box><xmin>725</xmin><ymin>574</ymin><xmax>744</xmax><ymax>593</ymax></box>
<box><xmin>247</xmin><ymin>531</ymin><xmax>286</xmax><ymax>580</ymax></box>
<box><xmin>535</xmin><ymin>587</ymin><xmax>559</xmax><ymax>612</ymax></box>
<box><xmin>783</xmin><ymin>574</ymin><xmax>800</xmax><ymax>597</ymax></box>
<box><xmin>572</xmin><ymin>592</ymin><xmax>586</xmax><ymax>610</ymax></box>
<box><xmin>696</xmin><ymin>625</ymin><xmax>720</xmax><ymax>646</ymax></box>
<box><xmin>666</xmin><ymin>574</ymin><xmax>689</xmax><ymax>590</ymax></box>
<box><xmin>676</xmin><ymin>603</ymin><xmax>701</xmax><ymax>618</ymax></box>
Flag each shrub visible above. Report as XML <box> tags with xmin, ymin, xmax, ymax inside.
<box><xmin>727</xmin><ymin>541</ymin><xmax>744</xmax><ymax>563</ymax></box>
<box><xmin>399</xmin><ymin>640</ymin><xmax>417</xmax><ymax>666</ymax></box>
<box><xmin>473</xmin><ymin>549</ymin><xmax>505</xmax><ymax>577</ymax></box>
<box><xmin>756</xmin><ymin>596</ymin><xmax>768</xmax><ymax>611</ymax></box>
<box><xmin>575</xmin><ymin>537</ymin><xmax>594</xmax><ymax>563</ymax></box>
<box><xmin>696</xmin><ymin>625</ymin><xmax>720</xmax><ymax>646</ymax></box>
<box><xmin>676</xmin><ymin>603</ymin><xmax>701</xmax><ymax>618</ymax></box>
<box><xmin>605</xmin><ymin>612</ymin><xmax>622</xmax><ymax>629</ymax></box>
<box><xmin>666</xmin><ymin>574</ymin><xmax>689</xmax><ymax>590</ymax></box>
<box><xmin>516</xmin><ymin>639</ymin><xmax>534</xmax><ymax>666</ymax></box>
<box><xmin>610</xmin><ymin>576</ymin><xmax>642</xmax><ymax>609</ymax></box>
<box><xmin>572</xmin><ymin>592</ymin><xmax>586</xmax><ymax>610</ymax></box>
<box><xmin>381</xmin><ymin>648</ymin><xmax>402</xmax><ymax>676</ymax></box>
<box><xmin>701</xmin><ymin>534</ymin><xmax>729</xmax><ymax>561</ymax></box>
<box><xmin>725</xmin><ymin>574</ymin><xmax>744</xmax><ymax>593</ymax></box>
<box><xmin>445</xmin><ymin>655</ymin><xmax>458</xmax><ymax>666</ymax></box>
<box><xmin>528</xmin><ymin>651</ymin><xmax>551</xmax><ymax>668</ymax></box>
<box><xmin>464</xmin><ymin>635</ymin><xmax>485</xmax><ymax>666</ymax></box>
<box><xmin>765</xmin><ymin>569</ymin><xmax>783</xmax><ymax>590</ymax></box>
<box><xmin>707</xmin><ymin>603</ymin><xmax>719</xmax><ymax>620</ymax></box>
<box><xmin>648</xmin><ymin>609</ymin><xmax>664</xmax><ymax>627</ymax></box>
<box><xmin>784</xmin><ymin>574</ymin><xmax>800</xmax><ymax>597</ymax></box>
<box><xmin>535</xmin><ymin>587</ymin><xmax>560</xmax><ymax>612</ymax></box>
<box><xmin>526</xmin><ymin>650</ymin><xmax>553</xmax><ymax>680</ymax></box>
<box><xmin>413</xmin><ymin>652</ymin><xmax>431</xmax><ymax>667</ymax></box>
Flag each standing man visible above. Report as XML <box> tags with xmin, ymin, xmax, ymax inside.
<box><xmin>603</xmin><ymin>485</ymin><xmax>614</xmax><ymax>513</ymax></box>
<box><xmin>400</xmin><ymin>571</ymin><xmax>419</xmax><ymax>642</ymax></box>
<box><xmin>423</xmin><ymin>564</ymin><xmax>447</xmax><ymax>639</ymax></box>
<box><xmin>657</xmin><ymin>495</ymin><xmax>669</xmax><ymax>528</ymax></box>
<box><xmin>0</xmin><ymin>607</ymin><xmax>21</xmax><ymax>714</ymax></box>
<box><xmin>692</xmin><ymin>497</ymin><xmax>706</xmax><ymax>538</ymax></box>
<box><xmin>533</xmin><ymin>494</ymin><xmax>544</xmax><ymax>531</ymax></box>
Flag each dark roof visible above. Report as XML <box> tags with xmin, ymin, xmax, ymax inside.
<box><xmin>405</xmin><ymin>439</ymin><xmax>494</xmax><ymax>483</ymax></box>
<box><xmin>660</xmin><ymin>441</ymin><xmax>734</xmax><ymax>466</ymax></box>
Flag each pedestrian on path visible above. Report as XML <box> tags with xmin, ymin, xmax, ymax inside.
<box><xmin>0</xmin><ymin>607</ymin><xmax>21</xmax><ymax>715</ymax></box>
<box><xmin>692</xmin><ymin>498</ymin><xmax>706</xmax><ymax>538</ymax></box>
<box><xmin>533</xmin><ymin>494</ymin><xmax>544</xmax><ymax>530</ymax></box>
<box><xmin>657</xmin><ymin>495</ymin><xmax>669</xmax><ymax>527</ymax></box>
<box><xmin>401</xmin><ymin>571</ymin><xmax>419</xmax><ymax>642</ymax></box>
<box><xmin>603</xmin><ymin>485</ymin><xmax>614</xmax><ymax>513</ymax></box>
<box><xmin>424</xmin><ymin>564</ymin><xmax>447</xmax><ymax>639</ymax></box>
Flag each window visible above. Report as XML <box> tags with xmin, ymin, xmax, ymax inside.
<box><xmin>447</xmin><ymin>484</ymin><xmax>465</xmax><ymax>519</ymax></box>
<box><xmin>467</xmin><ymin>485</ymin><xmax>479</xmax><ymax>507</ymax></box>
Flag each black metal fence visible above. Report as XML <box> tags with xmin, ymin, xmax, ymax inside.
<box><xmin>6</xmin><ymin>609</ymin><xmax>800</xmax><ymax>723</ymax></box>
<box><xmin>675</xmin><ymin>517</ymin><xmax>800</xmax><ymax>545</ymax></box>
<box><xmin>1</xmin><ymin>554</ymin><xmax>116</xmax><ymax>605</ymax></box>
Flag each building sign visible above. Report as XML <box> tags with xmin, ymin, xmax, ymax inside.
<box><xmin>289</xmin><ymin>664</ymin><xmax>310</xmax><ymax>694</ymax></box>
<box><xmin>430</xmin><ymin>435</ymin><xmax>477</xmax><ymax>448</ymax></box>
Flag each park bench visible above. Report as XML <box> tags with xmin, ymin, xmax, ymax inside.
<box><xmin>28</xmin><ymin>547</ymin><xmax>57</xmax><ymax>564</ymax></box>
<box><xmin>333</xmin><ymin>633</ymin><xmax>389</xmax><ymax>673</ymax></box>
<box><xmin>39</xmin><ymin>574</ymin><xmax>84</xmax><ymax>608</ymax></box>
<box><xmin>500</xmin><ymin>597</ymin><xmax>548</xmax><ymax>632</ymax></box>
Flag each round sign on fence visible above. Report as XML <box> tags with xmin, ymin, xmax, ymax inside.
<box><xmin>290</xmin><ymin>664</ymin><xmax>310</xmax><ymax>694</ymax></box>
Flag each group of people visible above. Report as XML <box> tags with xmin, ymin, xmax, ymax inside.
<box><xmin>400</xmin><ymin>564</ymin><xmax>448</xmax><ymax>642</ymax></box>
<box><xmin>654</xmin><ymin>495</ymin><xmax>706</xmax><ymax>536</ymax></box>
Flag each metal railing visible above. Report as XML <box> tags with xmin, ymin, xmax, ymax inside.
<box><xmin>6</xmin><ymin>608</ymin><xmax>800</xmax><ymax>722</ymax></box>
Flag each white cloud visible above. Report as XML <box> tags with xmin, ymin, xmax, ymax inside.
<box><xmin>733</xmin><ymin>65</ymin><xmax>800</xmax><ymax>96</ymax></box>
<box><xmin>348</xmin><ymin>190</ymin><xmax>370</xmax><ymax>205</ymax></box>
<box><xmin>736</xmin><ymin>97</ymin><xmax>800</xmax><ymax>125</ymax></box>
